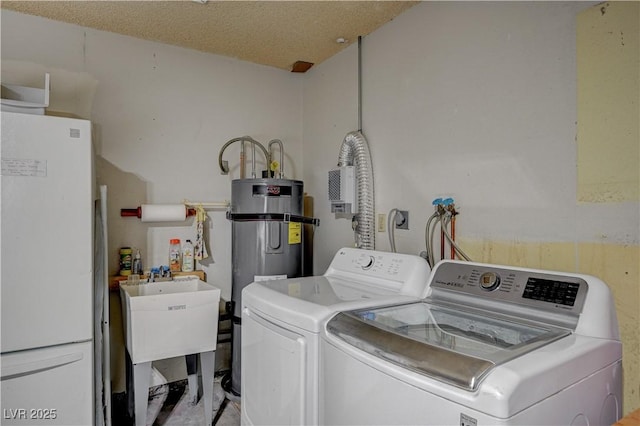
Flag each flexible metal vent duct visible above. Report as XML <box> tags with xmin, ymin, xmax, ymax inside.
<box><xmin>338</xmin><ymin>130</ymin><xmax>375</xmax><ymax>250</ymax></box>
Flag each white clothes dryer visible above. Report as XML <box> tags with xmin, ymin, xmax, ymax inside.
<box><xmin>322</xmin><ymin>260</ymin><xmax>622</xmax><ymax>425</ymax></box>
<box><xmin>241</xmin><ymin>247</ymin><xmax>431</xmax><ymax>426</ymax></box>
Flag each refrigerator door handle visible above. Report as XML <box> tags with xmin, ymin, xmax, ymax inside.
<box><xmin>1</xmin><ymin>351</ymin><xmax>84</xmax><ymax>381</ymax></box>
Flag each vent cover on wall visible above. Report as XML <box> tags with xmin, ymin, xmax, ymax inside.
<box><xmin>328</xmin><ymin>166</ymin><xmax>357</xmax><ymax>215</ymax></box>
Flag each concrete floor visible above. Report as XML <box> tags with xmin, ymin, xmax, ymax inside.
<box><xmin>149</xmin><ymin>378</ymin><xmax>239</xmax><ymax>426</ymax></box>
<box><xmin>113</xmin><ymin>376</ymin><xmax>240</xmax><ymax>426</ymax></box>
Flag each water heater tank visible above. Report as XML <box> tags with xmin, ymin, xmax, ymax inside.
<box><xmin>228</xmin><ymin>178</ymin><xmax>314</xmax><ymax>395</ymax></box>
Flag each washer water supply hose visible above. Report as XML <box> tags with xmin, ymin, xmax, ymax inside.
<box><xmin>338</xmin><ymin>130</ymin><xmax>375</xmax><ymax>250</ymax></box>
<box><xmin>424</xmin><ymin>198</ymin><xmax>471</xmax><ymax>267</ymax></box>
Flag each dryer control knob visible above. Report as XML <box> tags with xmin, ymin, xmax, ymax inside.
<box><xmin>479</xmin><ymin>271</ymin><xmax>500</xmax><ymax>291</ymax></box>
<box><xmin>358</xmin><ymin>255</ymin><xmax>375</xmax><ymax>270</ymax></box>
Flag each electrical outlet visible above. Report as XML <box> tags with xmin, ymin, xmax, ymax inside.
<box><xmin>377</xmin><ymin>213</ymin><xmax>386</xmax><ymax>232</ymax></box>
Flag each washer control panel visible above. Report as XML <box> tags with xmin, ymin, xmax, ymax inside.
<box><xmin>429</xmin><ymin>261</ymin><xmax>588</xmax><ymax>315</ymax></box>
<box><xmin>479</xmin><ymin>271</ymin><xmax>501</xmax><ymax>291</ymax></box>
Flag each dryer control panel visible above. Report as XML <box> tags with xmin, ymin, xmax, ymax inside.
<box><xmin>324</xmin><ymin>247</ymin><xmax>431</xmax><ymax>298</ymax></box>
<box><xmin>429</xmin><ymin>261</ymin><xmax>588</xmax><ymax>318</ymax></box>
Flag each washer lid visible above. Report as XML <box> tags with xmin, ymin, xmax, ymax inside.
<box><xmin>326</xmin><ymin>301</ymin><xmax>570</xmax><ymax>391</ymax></box>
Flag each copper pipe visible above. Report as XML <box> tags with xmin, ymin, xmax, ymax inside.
<box><xmin>440</xmin><ymin>224</ymin><xmax>445</xmax><ymax>260</ymax></box>
<box><xmin>450</xmin><ymin>215</ymin><xmax>456</xmax><ymax>259</ymax></box>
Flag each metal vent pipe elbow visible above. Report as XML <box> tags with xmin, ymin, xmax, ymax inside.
<box><xmin>338</xmin><ymin>131</ymin><xmax>375</xmax><ymax>250</ymax></box>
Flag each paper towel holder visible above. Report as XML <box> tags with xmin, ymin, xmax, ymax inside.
<box><xmin>121</xmin><ymin>201</ymin><xmax>230</xmax><ymax>221</ymax></box>
<box><xmin>120</xmin><ymin>205</ymin><xmax>196</xmax><ymax>220</ymax></box>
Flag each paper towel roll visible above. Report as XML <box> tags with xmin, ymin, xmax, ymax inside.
<box><xmin>140</xmin><ymin>204</ymin><xmax>187</xmax><ymax>222</ymax></box>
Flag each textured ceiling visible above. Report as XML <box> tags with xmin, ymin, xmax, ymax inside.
<box><xmin>1</xmin><ymin>1</ymin><xmax>418</xmax><ymax>71</ymax></box>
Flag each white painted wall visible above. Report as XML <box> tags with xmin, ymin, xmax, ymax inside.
<box><xmin>1</xmin><ymin>10</ymin><xmax>304</xmax><ymax>302</ymax></box>
<box><xmin>8</xmin><ymin>1</ymin><xmax>633</xmax><ymax>303</ymax></box>
<box><xmin>303</xmin><ymin>1</ymin><xmax>638</xmax><ymax>272</ymax></box>
<box><xmin>302</xmin><ymin>44</ymin><xmax>360</xmax><ymax>273</ymax></box>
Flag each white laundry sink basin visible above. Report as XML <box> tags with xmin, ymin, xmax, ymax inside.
<box><xmin>120</xmin><ymin>276</ymin><xmax>221</xmax><ymax>364</ymax></box>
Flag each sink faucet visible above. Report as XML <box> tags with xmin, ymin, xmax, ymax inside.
<box><xmin>148</xmin><ymin>267</ymin><xmax>160</xmax><ymax>282</ymax></box>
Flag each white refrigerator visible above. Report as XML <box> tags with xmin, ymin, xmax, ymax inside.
<box><xmin>1</xmin><ymin>111</ymin><xmax>94</xmax><ymax>425</ymax></box>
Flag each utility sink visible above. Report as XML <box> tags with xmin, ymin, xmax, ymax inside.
<box><xmin>120</xmin><ymin>276</ymin><xmax>221</xmax><ymax>364</ymax></box>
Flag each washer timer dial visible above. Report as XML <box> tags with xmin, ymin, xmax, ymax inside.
<box><xmin>479</xmin><ymin>271</ymin><xmax>500</xmax><ymax>291</ymax></box>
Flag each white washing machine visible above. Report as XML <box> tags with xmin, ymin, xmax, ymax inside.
<box><xmin>322</xmin><ymin>260</ymin><xmax>623</xmax><ymax>425</ymax></box>
<box><xmin>241</xmin><ymin>247</ymin><xmax>431</xmax><ymax>426</ymax></box>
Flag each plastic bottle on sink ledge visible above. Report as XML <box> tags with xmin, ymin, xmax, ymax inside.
<box><xmin>182</xmin><ymin>239</ymin><xmax>194</xmax><ymax>272</ymax></box>
<box><xmin>169</xmin><ymin>239</ymin><xmax>182</xmax><ymax>273</ymax></box>
<box><xmin>132</xmin><ymin>249</ymin><xmax>143</xmax><ymax>275</ymax></box>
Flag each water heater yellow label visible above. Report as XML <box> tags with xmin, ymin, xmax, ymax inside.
<box><xmin>288</xmin><ymin>222</ymin><xmax>301</xmax><ymax>244</ymax></box>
